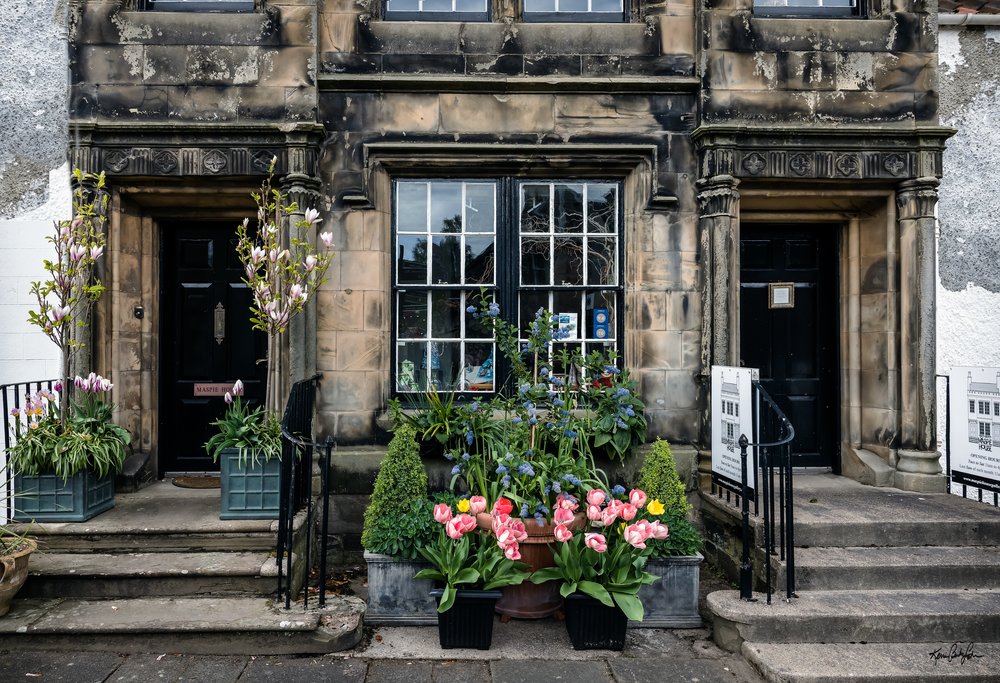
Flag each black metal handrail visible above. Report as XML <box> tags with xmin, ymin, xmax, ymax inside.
<box><xmin>276</xmin><ymin>373</ymin><xmax>334</xmax><ymax>609</ymax></box>
<box><xmin>738</xmin><ymin>380</ymin><xmax>797</xmax><ymax>604</ymax></box>
<box><xmin>1</xmin><ymin>379</ymin><xmax>60</xmax><ymax>521</ymax></box>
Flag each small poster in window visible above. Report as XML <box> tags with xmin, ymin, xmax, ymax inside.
<box><xmin>558</xmin><ymin>313</ymin><xmax>578</xmax><ymax>339</ymax></box>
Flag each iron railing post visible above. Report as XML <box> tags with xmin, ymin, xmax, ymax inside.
<box><xmin>738</xmin><ymin>433</ymin><xmax>754</xmax><ymax>601</ymax></box>
<box><xmin>318</xmin><ymin>436</ymin><xmax>334</xmax><ymax>607</ymax></box>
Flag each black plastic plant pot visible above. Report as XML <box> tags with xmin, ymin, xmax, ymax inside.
<box><xmin>564</xmin><ymin>593</ymin><xmax>628</xmax><ymax>651</ymax></box>
<box><xmin>430</xmin><ymin>589</ymin><xmax>502</xmax><ymax>650</ymax></box>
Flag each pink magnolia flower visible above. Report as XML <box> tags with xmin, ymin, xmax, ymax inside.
<box><xmin>504</xmin><ymin>544</ymin><xmax>521</xmax><ymax>561</ymax></box>
<box><xmin>469</xmin><ymin>495</ymin><xmax>487</xmax><ymax>515</ymax></box>
<box><xmin>303</xmin><ymin>207</ymin><xmax>321</xmax><ymax>225</ymax></box>
<box><xmin>587</xmin><ymin>504</ymin><xmax>602</xmax><ymax>522</ymax></box>
<box><xmin>320</xmin><ymin>232</ymin><xmax>333</xmax><ymax>248</ymax></box>
<box><xmin>629</xmin><ymin>489</ymin><xmax>648</xmax><ymax>509</ymax></box>
<box><xmin>623</xmin><ymin>523</ymin><xmax>648</xmax><ymax>549</ymax></box>
<box><xmin>250</xmin><ymin>246</ymin><xmax>266</xmax><ymax>264</ymax></box>
<box><xmin>90</xmin><ymin>245</ymin><xmax>104</xmax><ymax>260</ymax></box>
<box><xmin>233</xmin><ymin>379</ymin><xmax>244</xmax><ymax>397</ymax></box>
<box><xmin>621</xmin><ymin>503</ymin><xmax>637</xmax><ymax>521</ymax></box>
<box><xmin>648</xmin><ymin>521</ymin><xmax>670</xmax><ymax>540</ymax></box>
<box><xmin>584</xmin><ymin>533</ymin><xmax>608</xmax><ymax>553</ymax></box>
<box><xmin>433</xmin><ymin>503</ymin><xmax>452</xmax><ymax>524</ymax></box>
<box><xmin>553</xmin><ymin>523</ymin><xmax>573</xmax><ymax>543</ymax></box>
<box><xmin>47</xmin><ymin>305</ymin><xmax>71</xmax><ymax>322</ymax></box>
<box><xmin>304</xmin><ymin>254</ymin><xmax>317</xmax><ymax>272</ymax></box>
<box><xmin>69</xmin><ymin>244</ymin><xmax>87</xmax><ymax>262</ymax></box>
<box><xmin>586</xmin><ymin>489</ymin><xmax>606</xmax><ymax>507</ymax></box>
<box><xmin>553</xmin><ymin>507</ymin><xmax>575</xmax><ymax>526</ymax></box>
<box><xmin>289</xmin><ymin>283</ymin><xmax>307</xmax><ymax>303</ymax></box>
<box><xmin>71</xmin><ymin>216</ymin><xmax>84</xmax><ymax>229</ymax></box>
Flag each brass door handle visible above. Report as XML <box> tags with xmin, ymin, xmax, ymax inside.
<box><xmin>214</xmin><ymin>302</ymin><xmax>225</xmax><ymax>345</ymax></box>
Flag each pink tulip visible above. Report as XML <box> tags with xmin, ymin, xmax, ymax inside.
<box><xmin>629</xmin><ymin>489</ymin><xmax>648</xmax><ymax>508</ymax></box>
<box><xmin>586</xmin><ymin>489</ymin><xmax>605</xmax><ymax>507</ymax></box>
<box><xmin>555</xmin><ymin>493</ymin><xmax>579</xmax><ymax>511</ymax></box>
<box><xmin>554</xmin><ymin>523</ymin><xmax>573</xmax><ymax>543</ymax></box>
<box><xmin>504</xmin><ymin>544</ymin><xmax>521</xmax><ymax>561</ymax></box>
<box><xmin>584</xmin><ymin>533</ymin><xmax>608</xmax><ymax>553</ymax></box>
<box><xmin>600</xmin><ymin>507</ymin><xmax>619</xmax><ymax>528</ymax></box>
<box><xmin>433</xmin><ymin>503</ymin><xmax>452</xmax><ymax>524</ymax></box>
<box><xmin>469</xmin><ymin>496</ymin><xmax>487</xmax><ymax>515</ymax></box>
<box><xmin>648</xmin><ymin>521</ymin><xmax>670</xmax><ymax>540</ymax></box>
<box><xmin>496</xmin><ymin>528</ymin><xmax>516</xmax><ymax>549</ymax></box>
<box><xmin>623</xmin><ymin>524</ymin><xmax>648</xmax><ymax>549</ymax></box>
<box><xmin>587</xmin><ymin>504</ymin><xmax>602</xmax><ymax>522</ymax></box>
<box><xmin>553</xmin><ymin>507</ymin><xmax>575</xmax><ymax>526</ymax></box>
<box><xmin>454</xmin><ymin>513</ymin><xmax>476</xmax><ymax>534</ymax></box>
<box><xmin>445</xmin><ymin>518</ymin><xmax>465</xmax><ymax>539</ymax></box>
<box><xmin>233</xmin><ymin>379</ymin><xmax>244</xmax><ymax>397</ymax></box>
<box><xmin>621</xmin><ymin>503</ymin><xmax>637</xmax><ymax>521</ymax></box>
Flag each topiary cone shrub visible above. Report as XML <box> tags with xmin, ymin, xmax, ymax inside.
<box><xmin>362</xmin><ymin>424</ymin><xmax>428</xmax><ymax>551</ymax></box>
<box><xmin>637</xmin><ymin>438</ymin><xmax>690</xmax><ymax>517</ymax></box>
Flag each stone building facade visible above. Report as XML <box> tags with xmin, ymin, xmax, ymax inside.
<box><xmin>66</xmin><ymin>0</ymin><xmax>950</xmax><ymax>490</ymax></box>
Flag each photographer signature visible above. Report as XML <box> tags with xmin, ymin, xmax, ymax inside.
<box><xmin>928</xmin><ymin>642</ymin><xmax>983</xmax><ymax>665</ymax></box>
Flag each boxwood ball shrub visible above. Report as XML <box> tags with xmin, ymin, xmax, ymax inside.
<box><xmin>637</xmin><ymin>438</ymin><xmax>690</xmax><ymax>517</ymax></box>
<box><xmin>362</xmin><ymin>424</ymin><xmax>428</xmax><ymax>551</ymax></box>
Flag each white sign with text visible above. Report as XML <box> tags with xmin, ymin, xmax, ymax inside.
<box><xmin>711</xmin><ymin>365</ymin><xmax>758</xmax><ymax>491</ymax></box>
<box><xmin>949</xmin><ymin>366</ymin><xmax>1000</xmax><ymax>495</ymax></box>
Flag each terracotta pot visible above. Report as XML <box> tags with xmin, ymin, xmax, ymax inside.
<box><xmin>0</xmin><ymin>537</ymin><xmax>36</xmax><ymax>618</ymax></box>
<box><xmin>477</xmin><ymin>512</ymin><xmax>587</xmax><ymax>619</ymax></box>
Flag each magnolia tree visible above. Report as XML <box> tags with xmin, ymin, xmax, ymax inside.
<box><xmin>26</xmin><ymin>169</ymin><xmax>109</xmax><ymax>425</ymax></box>
<box><xmin>236</xmin><ymin>161</ymin><xmax>333</xmax><ymax>416</ymax></box>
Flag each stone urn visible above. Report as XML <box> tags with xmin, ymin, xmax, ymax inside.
<box><xmin>0</xmin><ymin>537</ymin><xmax>37</xmax><ymax>617</ymax></box>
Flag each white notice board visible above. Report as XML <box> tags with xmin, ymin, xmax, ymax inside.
<box><xmin>949</xmin><ymin>366</ymin><xmax>1000</xmax><ymax>495</ymax></box>
<box><xmin>711</xmin><ymin>365</ymin><xmax>758</xmax><ymax>492</ymax></box>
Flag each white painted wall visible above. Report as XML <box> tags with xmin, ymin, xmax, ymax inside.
<box><xmin>937</xmin><ymin>27</ymin><xmax>1000</xmax><ymax>462</ymax></box>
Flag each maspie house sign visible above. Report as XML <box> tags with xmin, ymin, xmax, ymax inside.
<box><xmin>949</xmin><ymin>366</ymin><xmax>1000</xmax><ymax>495</ymax></box>
<box><xmin>711</xmin><ymin>365</ymin><xmax>759</xmax><ymax>493</ymax></box>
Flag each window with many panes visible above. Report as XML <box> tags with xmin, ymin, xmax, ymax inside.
<box><xmin>524</xmin><ymin>0</ymin><xmax>625</xmax><ymax>22</ymax></box>
<box><xmin>754</xmin><ymin>0</ymin><xmax>858</xmax><ymax>16</ymax></box>
<box><xmin>393</xmin><ymin>179</ymin><xmax>621</xmax><ymax>394</ymax></box>
<box><xmin>384</xmin><ymin>0</ymin><xmax>489</xmax><ymax>20</ymax></box>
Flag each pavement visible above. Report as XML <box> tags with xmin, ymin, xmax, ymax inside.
<box><xmin>0</xmin><ymin>620</ymin><xmax>764</xmax><ymax>682</ymax></box>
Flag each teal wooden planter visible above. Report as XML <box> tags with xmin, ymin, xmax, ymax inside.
<box><xmin>219</xmin><ymin>448</ymin><xmax>281</xmax><ymax>520</ymax></box>
<box><xmin>12</xmin><ymin>470</ymin><xmax>115</xmax><ymax>522</ymax></box>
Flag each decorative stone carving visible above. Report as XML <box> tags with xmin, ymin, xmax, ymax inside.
<box><xmin>883</xmin><ymin>153</ymin><xmax>906</xmax><ymax>176</ymax></box>
<box><xmin>789</xmin><ymin>153</ymin><xmax>812</xmax><ymax>176</ymax></box>
<box><xmin>105</xmin><ymin>149</ymin><xmax>130</xmax><ymax>173</ymax></box>
<box><xmin>835</xmin><ymin>154</ymin><xmax>860</xmax><ymax>177</ymax></box>
<box><xmin>203</xmin><ymin>149</ymin><xmax>229</xmax><ymax>174</ymax></box>
<box><xmin>697</xmin><ymin>175</ymin><xmax>740</xmax><ymax>218</ymax></box>
<box><xmin>152</xmin><ymin>150</ymin><xmax>178</xmax><ymax>174</ymax></box>
<box><xmin>742</xmin><ymin>152</ymin><xmax>766</xmax><ymax>176</ymax></box>
<box><xmin>896</xmin><ymin>177</ymin><xmax>940</xmax><ymax>221</ymax></box>
<box><xmin>252</xmin><ymin>150</ymin><xmax>276</xmax><ymax>172</ymax></box>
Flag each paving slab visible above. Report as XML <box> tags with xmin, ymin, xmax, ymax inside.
<box><xmin>366</xmin><ymin>659</ymin><xmax>436</xmax><ymax>682</ymax></box>
<box><xmin>107</xmin><ymin>653</ymin><xmax>248</xmax><ymax>682</ymax></box>
<box><xmin>609</xmin><ymin>657</ymin><xmax>755</xmax><ymax>683</ymax></box>
<box><xmin>239</xmin><ymin>656</ymin><xmax>368</xmax><ymax>683</ymax></box>
<box><xmin>429</xmin><ymin>660</ymin><xmax>491</xmax><ymax>683</ymax></box>
<box><xmin>743</xmin><ymin>641</ymin><xmax>1000</xmax><ymax>682</ymax></box>
<box><xmin>492</xmin><ymin>659</ymin><xmax>612</xmax><ymax>683</ymax></box>
<box><xmin>0</xmin><ymin>650</ymin><xmax>124</xmax><ymax>683</ymax></box>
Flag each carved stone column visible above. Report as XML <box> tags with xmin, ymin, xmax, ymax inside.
<box><xmin>281</xmin><ymin>174</ymin><xmax>322</xmax><ymax>394</ymax></box>
<box><xmin>697</xmin><ymin>175</ymin><xmax>740</xmax><ymax>463</ymax></box>
<box><xmin>894</xmin><ymin>177</ymin><xmax>945</xmax><ymax>492</ymax></box>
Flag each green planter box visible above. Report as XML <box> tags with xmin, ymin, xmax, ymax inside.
<box><xmin>219</xmin><ymin>448</ymin><xmax>281</xmax><ymax>520</ymax></box>
<box><xmin>12</xmin><ymin>470</ymin><xmax>115</xmax><ymax>522</ymax></box>
<box><xmin>633</xmin><ymin>553</ymin><xmax>703</xmax><ymax>628</ymax></box>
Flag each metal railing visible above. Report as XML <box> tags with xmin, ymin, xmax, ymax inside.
<box><xmin>1</xmin><ymin>379</ymin><xmax>60</xmax><ymax>521</ymax></box>
<box><xmin>734</xmin><ymin>380</ymin><xmax>797</xmax><ymax>604</ymax></box>
<box><xmin>276</xmin><ymin>373</ymin><xmax>334</xmax><ymax>610</ymax></box>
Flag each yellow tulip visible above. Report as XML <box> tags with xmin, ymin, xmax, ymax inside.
<box><xmin>647</xmin><ymin>499</ymin><xmax>665</xmax><ymax>515</ymax></box>
<box><xmin>457</xmin><ymin>498</ymin><xmax>471</xmax><ymax>513</ymax></box>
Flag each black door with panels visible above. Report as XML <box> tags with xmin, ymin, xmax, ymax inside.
<box><xmin>160</xmin><ymin>222</ymin><xmax>266</xmax><ymax>473</ymax></box>
<box><xmin>740</xmin><ymin>224</ymin><xmax>839</xmax><ymax>469</ymax></box>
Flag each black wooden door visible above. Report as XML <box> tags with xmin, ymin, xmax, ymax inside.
<box><xmin>160</xmin><ymin>223</ymin><xmax>266</xmax><ymax>473</ymax></box>
<box><xmin>740</xmin><ymin>225</ymin><xmax>839</xmax><ymax>469</ymax></box>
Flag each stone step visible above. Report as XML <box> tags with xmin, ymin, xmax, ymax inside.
<box><xmin>784</xmin><ymin>546</ymin><xmax>1000</xmax><ymax>591</ymax></box>
<box><xmin>708</xmin><ymin>589</ymin><xmax>1000</xmax><ymax>649</ymax></box>
<box><xmin>743</xmin><ymin>642</ymin><xmax>1000</xmax><ymax>683</ymax></box>
<box><xmin>791</xmin><ymin>519</ymin><xmax>1000</xmax><ymax>548</ymax></box>
<box><xmin>0</xmin><ymin>596</ymin><xmax>366</xmax><ymax>655</ymax></box>
<box><xmin>26</xmin><ymin>530</ymin><xmax>277</xmax><ymax>553</ymax></box>
<box><xmin>24</xmin><ymin>551</ymin><xmax>281</xmax><ymax>599</ymax></box>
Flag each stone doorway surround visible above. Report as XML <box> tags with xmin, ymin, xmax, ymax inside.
<box><xmin>693</xmin><ymin>125</ymin><xmax>954</xmax><ymax>493</ymax></box>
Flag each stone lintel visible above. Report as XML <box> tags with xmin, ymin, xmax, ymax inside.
<box><xmin>317</xmin><ymin>73</ymin><xmax>700</xmax><ymax>94</ymax></box>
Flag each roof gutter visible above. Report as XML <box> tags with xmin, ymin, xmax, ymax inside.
<box><xmin>939</xmin><ymin>12</ymin><xmax>1000</xmax><ymax>26</ymax></box>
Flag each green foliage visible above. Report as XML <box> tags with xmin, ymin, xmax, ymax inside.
<box><xmin>637</xmin><ymin>438</ymin><xmax>690</xmax><ymax>517</ymax></box>
<box><xmin>204</xmin><ymin>388</ymin><xmax>281</xmax><ymax>466</ymax></box>
<box><xmin>363</xmin><ymin>492</ymin><xmax>454</xmax><ymax>560</ymax></box>
<box><xmin>651</xmin><ymin>512</ymin><xmax>703</xmax><ymax>558</ymax></box>
<box><xmin>583</xmin><ymin>352</ymin><xmax>647</xmax><ymax>463</ymax></box>
<box><xmin>361</xmin><ymin>424</ymin><xmax>428</xmax><ymax>551</ymax></box>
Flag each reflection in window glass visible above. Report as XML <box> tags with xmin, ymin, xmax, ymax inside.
<box><xmin>524</xmin><ymin>0</ymin><xmax>622</xmax><ymax>12</ymax></box>
<box><xmin>386</xmin><ymin>0</ymin><xmax>488</xmax><ymax>12</ymax></box>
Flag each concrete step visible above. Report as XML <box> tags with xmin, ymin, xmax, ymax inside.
<box><xmin>743</xmin><ymin>641</ymin><xmax>1000</xmax><ymax>683</ymax></box>
<box><xmin>0</xmin><ymin>596</ymin><xmax>366</xmax><ymax>655</ymax></box>
<box><xmin>708</xmin><ymin>589</ymin><xmax>1000</xmax><ymax>649</ymax></box>
<box><xmin>24</xmin><ymin>551</ymin><xmax>281</xmax><ymax>599</ymax></box>
<box><xmin>786</xmin><ymin>546</ymin><xmax>1000</xmax><ymax>591</ymax></box>
<box><xmin>791</xmin><ymin>519</ymin><xmax>1000</xmax><ymax>548</ymax></box>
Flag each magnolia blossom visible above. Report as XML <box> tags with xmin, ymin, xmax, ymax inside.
<box><xmin>320</xmin><ymin>231</ymin><xmax>333</xmax><ymax>248</ymax></box>
<box><xmin>250</xmin><ymin>246</ymin><xmax>266</xmax><ymax>264</ymax></box>
<box><xmin>586</xmin><ymin>489</ymin><xmax>606</xmax><ymax>507</ymax></box>
<box><xmin>584</xmin><ymin>532</ymin><xmax>608</xmax><ymax>553</ymax></box>
<box><xmin>289</xmin><ymin>283</ymin><xmax>308</xmax><ymax>304</ymax></box>
<box><xmin>47</xmin><ymin>305</ymin><xmax>71</xmax><ymax>322</ymax></box>
<box><xmin>469</xmin><ymin>495</ymin><xmax>487</xmax><ymax>515</ymax></box>
<box><xmin>629</xmin><ymin>489</ymin><xmax>648</xmax><ymax>508</ymax></box>
<box><xmin>71</xmin><ymin>216</ymin><xmax>84</xmax><ymax>229</ymax></box>
<box><xmin>433</xmin><ymin>503</ymin><xmax>452</xmax><ymax>524</ymax></box>
<box><xmin>303</xmin><ymin>207</ymin><xmax>321</xmax><ymax>225</ymax></box>
<box><xmin>90</xmin><ymin>245</ymin><xmax>104</xmax><ymax>260</ymax></box>
<box><xmin>69</xmin><ymin>244</ymin><xmax>87</xmax><ymax>262</ymax></box>
<box><xmin>553</xmin><ymin>523</ymin><xmax>573</xmax><ymax>543</ymax></box>
<box><xmin>233</xmin><ymin>379</ymin><xmax>244</xmax><ymax>397</ymax></box>
<box><xmin>304</xmin><ymin>254</ymin><xmax>318</xmax><ymax>272</ymax></box>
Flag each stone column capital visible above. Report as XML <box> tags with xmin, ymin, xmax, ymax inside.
<box><xmin>896</xmin><ymin>177</ymin><xmax>940</xmax><ymax>221</ymax></box>
<box><xmin>280</xmin><ymin>174</ymin><xmax>322</xmax><ymax>215</ymax></box>
<box><xmin>697</xmin><ymin>175</ymin><xmax>740</xmax><ymax>219</ymax></box>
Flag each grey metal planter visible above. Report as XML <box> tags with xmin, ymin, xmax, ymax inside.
<box><xmin>633</xmin><ymin>552</ymin><xmax>703</xmax><ymax>628</ymax></box>
<box><xmin>219</xmin><ymin>448</ymin><xmax>281</xmax><ymax>520</ymax></box>
<box><xmin>363</xmin><ymin>551</ymin><xmax>437</xmax><ymax>625</ymax></box>
<box><xmin>12</xmin><ymin>470</ymin><xmax>114</xmax><ymax>522</ymax></box>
